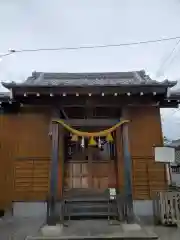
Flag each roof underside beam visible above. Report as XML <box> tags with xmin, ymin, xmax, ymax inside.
<box><xmin>62</xmin><ymin>118</ymin><xmax>119</xmax><ymax>127</ymax></box>
<box><xmin>8</xmin><ymin>94</ymin><xmax>163</xmax><ymax>106</ymax></box>
<box><xmin>10</xmin><ymin>85</ymin><xmax>168</xmax><ymax>95</ymax></box>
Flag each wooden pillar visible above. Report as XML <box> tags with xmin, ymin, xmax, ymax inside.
<box><xmin>115</xmin><ymin>127</ymin><xmax>124</xmax><ymax>192</ymax></box>
<box><xmin>48</xmin><ymin>110</ymin><xmax>59</xmax><ymax>225</ymax></box>
<box><xmin>121</xmin><ymin>108</ymin><xmax>134</xmax><ymax>222</ymax></box>
<box><xmin>58</xmin><ymin>126</ymin><xmax>64</xmax><ymax>197</ymax></box>
<box><xmin>50</xmin><ymin>122</ymin><xmax>59</xmax><ymax>199</ymax></box>
<box><xmin>88</xmin><ymin>147</ymin><xmax>93</xmax><ymax>189</ymax></box>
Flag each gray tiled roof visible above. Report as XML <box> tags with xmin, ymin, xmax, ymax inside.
<box><xmin>1</xmin><ymin>70</ymin><xmax>177</xmax><ymax>88</ymax></box>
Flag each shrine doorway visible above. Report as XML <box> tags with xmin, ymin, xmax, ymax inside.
<box><xmin>63</xmin><ymin>132</ymin><xmax>117</xmax><ymax>193</ymax></box>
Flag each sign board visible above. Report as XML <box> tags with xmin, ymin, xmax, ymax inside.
<box><xmin>109</xmin><ymin>188</ymin><xmax>116</xmax><ymax>199</ymax></box>
<box><xmin>154</xmin><ymin>146</ymin><xmax>175</xmax><ymax>163</ymax></box>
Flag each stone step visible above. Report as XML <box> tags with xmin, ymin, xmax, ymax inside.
<box><xmin>64</xmin><ymin>197</ymin><xmax>110</xmax><ymax>203</ymax></box>
<box><xmin>63</xmin><ymin>199</ymin><xmax>118</xmax><ymax>218</ymax></box>
<box><xmin>64</xmin><ymin>212</ymin><xmax>117</xmax><ymax>217</ymax></box>
<box><xmin>65</xmin><ymin>202</ymin><xmax>117</xmax><ymax>214</ymax></box>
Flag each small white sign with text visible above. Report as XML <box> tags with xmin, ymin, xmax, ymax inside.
<box><xmin>109</xmin><ymin>188</ymin><xmax>116</xmax><ymax>199</ymax></box>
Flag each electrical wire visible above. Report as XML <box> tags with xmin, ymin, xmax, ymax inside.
<box><xmin>156</xmin><ymin>39</ymin><xmax>180</xmax><ymax>77</ymax></box>
<box><xmin>161</xmin><ymin>44</ymin><xmax>180</xmax><ymax>72</ymax></box>
<box><xmin>0</xmin><ymin>52</ymin><xmax>14</xmax><ymax>58</ymax></box>
<box><xmin>1</xmin><ymin>36</ymin><xmax>180</xmax><ymax>58</ymax></box>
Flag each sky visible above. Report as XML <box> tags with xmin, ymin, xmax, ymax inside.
<box><xmin>0</xmin><ymin>0</ymin><xmax>180</xmax><ymax>140</ymax></box>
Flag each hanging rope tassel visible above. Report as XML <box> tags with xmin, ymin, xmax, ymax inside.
<box><xmin>71</xmin><ymin>134</ymin><xmax>78</xmax><ymax>142</ymax></box>
<box><xmin>98</xmin><ymin>137</ymin><xmax>101</xmax><ymax>148</ymax></box>
<box><xmin>106</xmin><ymin>133</ymin><xmax>113</xmax><ymax>142</ymax></box>
<box><xmin>88</xmin><ymin>136</ymin><xmax>97</xmax><ymax>146</ymax></box>
<box><xmin>81</xmin><ymin>137</ymin><xmax>85</xmax><ymax>148</ymax></box>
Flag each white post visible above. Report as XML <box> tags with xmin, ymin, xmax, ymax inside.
<box><xmin>166</xmin><ymin>163</ymin><xmax>172</xmax><ymax>185</ymax></box>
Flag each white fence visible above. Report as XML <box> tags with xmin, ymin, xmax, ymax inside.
<box><xmin>153</xmin><ymin>191</ymin><xmax>180</xmax><ymax>225</ymax></box>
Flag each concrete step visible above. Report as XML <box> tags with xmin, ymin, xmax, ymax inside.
<box><xmin>65</xmin><ymin>197</ymin><xmax>110</xmax><ymax>202</ymax></box>
<box><xmin>64</xmin><ymin>212</ymin><xmax>117</xmax><ymax>217</ymax></box>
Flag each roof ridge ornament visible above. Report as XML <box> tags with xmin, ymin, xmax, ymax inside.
<box><xmin>144</xmin><ymin>74</ymin><xmax>152</xmax><ymax>82</ymax></box>
<box><xmin>32</xmin><ymin>71</ymin><xmax>37</xmax><ymax>78</ymax></box>
<box><xmin>166</xmin><ymin>87</ymin><xmax>171</xmax><ymax>98</ymax></box>
<box><xmin>133</xmin><ymin>71</ymin><xmax>145</xmax><ymax>83</ymax></box>
<box><xmin>35</xmin><ymin>72</ymin><xmax>45</xmax><ymax>84</ymax></box>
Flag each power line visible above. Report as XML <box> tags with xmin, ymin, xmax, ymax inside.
<box><xmin>161</xmin><ymin>43</ymin><xmax>180</xmax><ymax>72</ymax></box>
<box><xmin>156</xmin><ymin>39</ymin><xmax>180</xmax><ymax>77</ymax></box>
<box><xmin>0</xmin><ymin>52</ymin><xmax>14</xmax><ymax>58</ymax></box>
<box><xmin>1</xmin><ymin>35</ymin><xmax>180</xmax><ymax>58</ymax></box>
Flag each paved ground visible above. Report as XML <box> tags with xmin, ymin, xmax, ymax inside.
<box><xmin>0</xmin><ymin>216</ymin><xmax>179</xmax><ymax>240</ymax></box>
<box><xmin>30</xmin><ymin>220</ymin><xmax>158</xmax><ymax>239</ymax></box>
<box><xmin>139</xmin><ymin>217</ymin><xmax>180</xmax><ymax>240</ymax></box>
<box><xmin>150</xmin><ymin>226</ymin><xmax>180</xmax><ymax>240</ymax></box>
<box><xmin>0</xmin><ymin>216</ymin><xmax>45</xmax><ymax>240</ymax></box>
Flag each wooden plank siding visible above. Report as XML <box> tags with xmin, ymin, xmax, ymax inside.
<box><xmin>11</xmin><ymin>113</ymin><xmax>64</xmax><ymax>201</ymax></box>
<box><xmin>132</xmin><ymin>157</ymin><xmax>167</xmax><ymax>199</ymax></box>
<box><xmin>128</xmin><ymin>107</ymin><xmax>167</xmax><ymax>200</ymax></box>
<box><xmin>1</xmin><ymin>113</ymin><xmax>55</xmax><ymax>206</ymax></box>
<box><xmin>13</xmin><ymin>158</ymin><xmax>51</xmax><ymax>201</ymax></box>
<box><xmin>13</xmin><ymin>113</ymin><xmax>51</xmax><ymax>158</ymax></box>
<box><xmin>129</xmin><ymin>106</ymin><xmax>163</xmax><ymax>157</ymax></box>
<box><xmin>0</xmin><ymin>115</ymin><xmax>15</xmax><ymax>210</ymax></box>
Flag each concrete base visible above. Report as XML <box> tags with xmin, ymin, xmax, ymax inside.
<box><xmin>12</xmin><ymin>200</ymin><xmax>153</xmax><ymax>218</ymax></box>
<box><xmin>41</xmin><ymin>224</ymin><xmax>63</xmax><ymax>237</ymax></box>
<box><xmin>13</xmin><ymin>202</ymin><xmax>47</xmax><ymax>217</ymax></box>
<box><xmin>122</xmin><ymin>223</ymin><xmax>142</xmax><ymax>231</ymax></box>
<box><xmin>12</xmin><ymin>202</ymin><xmax>63</xmax><ymax>218</ymax></box>
<box><xmin>134</xmin><ymin>200</ymin><xmax>153</xmax><ymax>217</ymax></box>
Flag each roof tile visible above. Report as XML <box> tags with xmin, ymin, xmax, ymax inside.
<box><xmin>1</xmin><ymin>70</ymin><xmax>177</xmax><ymax>88</ymax></box>
<box><xmin>21</xmin><ymin>70</ymin><xmax>162</xmax><ymax>86</ymax></box>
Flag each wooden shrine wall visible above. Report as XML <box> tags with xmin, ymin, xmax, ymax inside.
<box><xmin>0</xmin><ymin>111</ymin><xmax>63</xmax><ymax>209</ymax></box>
<box><xmin>0</xmin><ymin>115</ymin><xmax>14</xmax><ymax>211</ymax></box>
<box><xmin>12</xmin><ymin>113</ymin><xmax>52</xmax><ymax>201</ymax></box>
<box><xmin>0</xmin><ymin>105</ymin><xmax>167</xmax><ymax>210</ymax></box>
<box><xmin>128</xmin><ymin>106</ymin><xmax>167</xmax><ymax>200</ymax></box>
